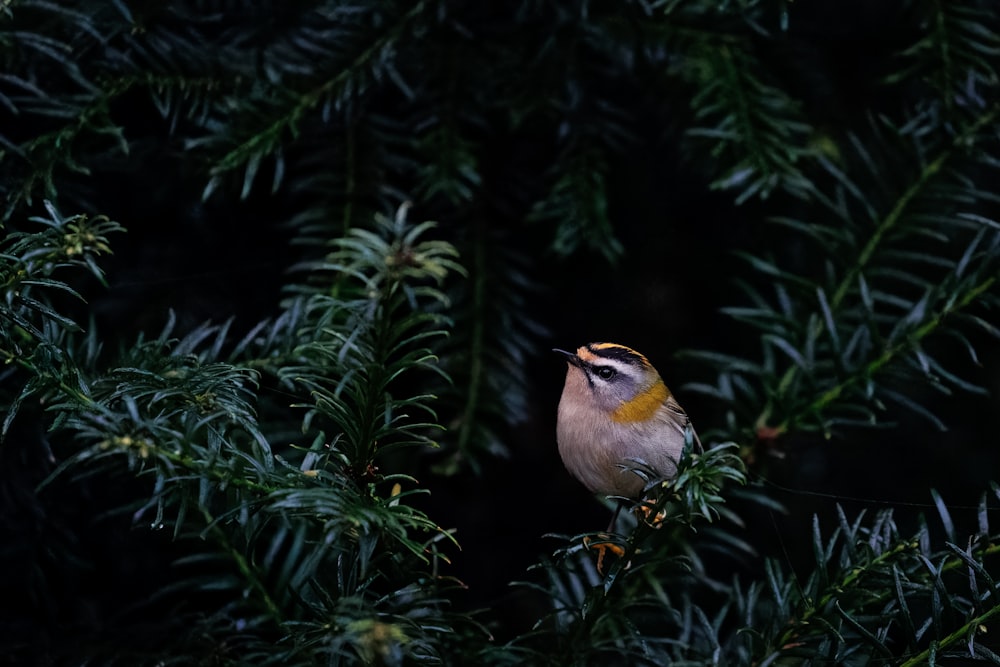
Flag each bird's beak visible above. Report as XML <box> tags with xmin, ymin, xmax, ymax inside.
<box><xmin>552</xmin><ymin>348</ymin><xmax>583</xmax><ymax>368</ymax></box>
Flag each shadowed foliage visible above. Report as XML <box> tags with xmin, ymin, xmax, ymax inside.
<box><xmin>3</xmin><ymin>1</ymin><xmax>1000</xmax><ymax>664</ymax></box>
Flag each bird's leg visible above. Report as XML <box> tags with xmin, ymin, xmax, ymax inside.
<box><xmin>583</xmin><ymin>501</ymin><xmax>628</xmax><ymax>574</ymax></box>
<box><xmin>607</xmin><ymin>500</ymin><xmax>624</xmax><ymax>533</ymax></box>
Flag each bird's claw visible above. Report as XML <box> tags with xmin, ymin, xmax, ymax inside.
<box><xmin>583</xmin><ymin>534</ymin><xmax>627</xmax><ymax>574</ymax></box>
<box><xmin>634</xmin><ymin>499</ymin><xmax>667</xmax><ymax>527</ymax></box>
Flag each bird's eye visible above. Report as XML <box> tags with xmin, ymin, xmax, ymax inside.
<box><xmin>595</xmin><ymin>366</ymin><xmax>617</xmax><ymax>380</ymax></box>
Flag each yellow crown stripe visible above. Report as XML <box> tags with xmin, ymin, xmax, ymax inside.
<box><xmin>610</xmin><ymin>381</ymin><xmax>669</xmax><ymax>423</ymax></box>
<box><xmin>583</xmin><ymin>343</ymin><xmax>650</xmax><ymax>366</ymax></box>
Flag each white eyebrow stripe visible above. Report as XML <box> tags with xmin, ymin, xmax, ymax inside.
<box><xmin>587</xmin><ymin>357</ymin><xmax>635</xmax><ymax>375</ymax></box>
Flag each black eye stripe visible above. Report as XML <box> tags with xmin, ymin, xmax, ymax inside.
<box><xmin>587</xmin><ymin>344</ymin><xmax>646</xmax><ymax>367</ymax></box>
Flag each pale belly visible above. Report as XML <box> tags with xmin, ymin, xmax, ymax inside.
<box><xmin>556</xmin><ymin>407</ymin><xmax>684</xmax><ymax>498</ymax></box>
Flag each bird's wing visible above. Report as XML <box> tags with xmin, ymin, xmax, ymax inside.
<box><xmin>664</xmin><ymin>394</ymin><xmax>703</xmax><ymax>453</ymax></box>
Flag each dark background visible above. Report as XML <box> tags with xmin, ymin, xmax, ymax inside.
<box><xmin>3</xmin><ymin>0</ymin><xmax>1000</xmax><ymax>660</ymax></box>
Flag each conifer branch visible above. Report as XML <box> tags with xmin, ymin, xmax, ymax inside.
<box><xmin>211</xmin><ymin>2</ymin><xmax>428</xmax><ymax>179</ymax></box>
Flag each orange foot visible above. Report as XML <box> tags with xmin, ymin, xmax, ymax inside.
<box><xmin>583</xmin><ymin>534</ymin><xmax>626</xmax><ymax>573</ymax></box>
<box><xmin>634</xmin><ymin>499</ymin><xmax>667</xmax><ymax>527</ymax></box>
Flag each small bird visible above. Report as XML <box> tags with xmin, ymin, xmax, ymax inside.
<box><xmin>554</xmin><ymin>342</ymin><xmax>699</xmax><ymax>501</ymax></box>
